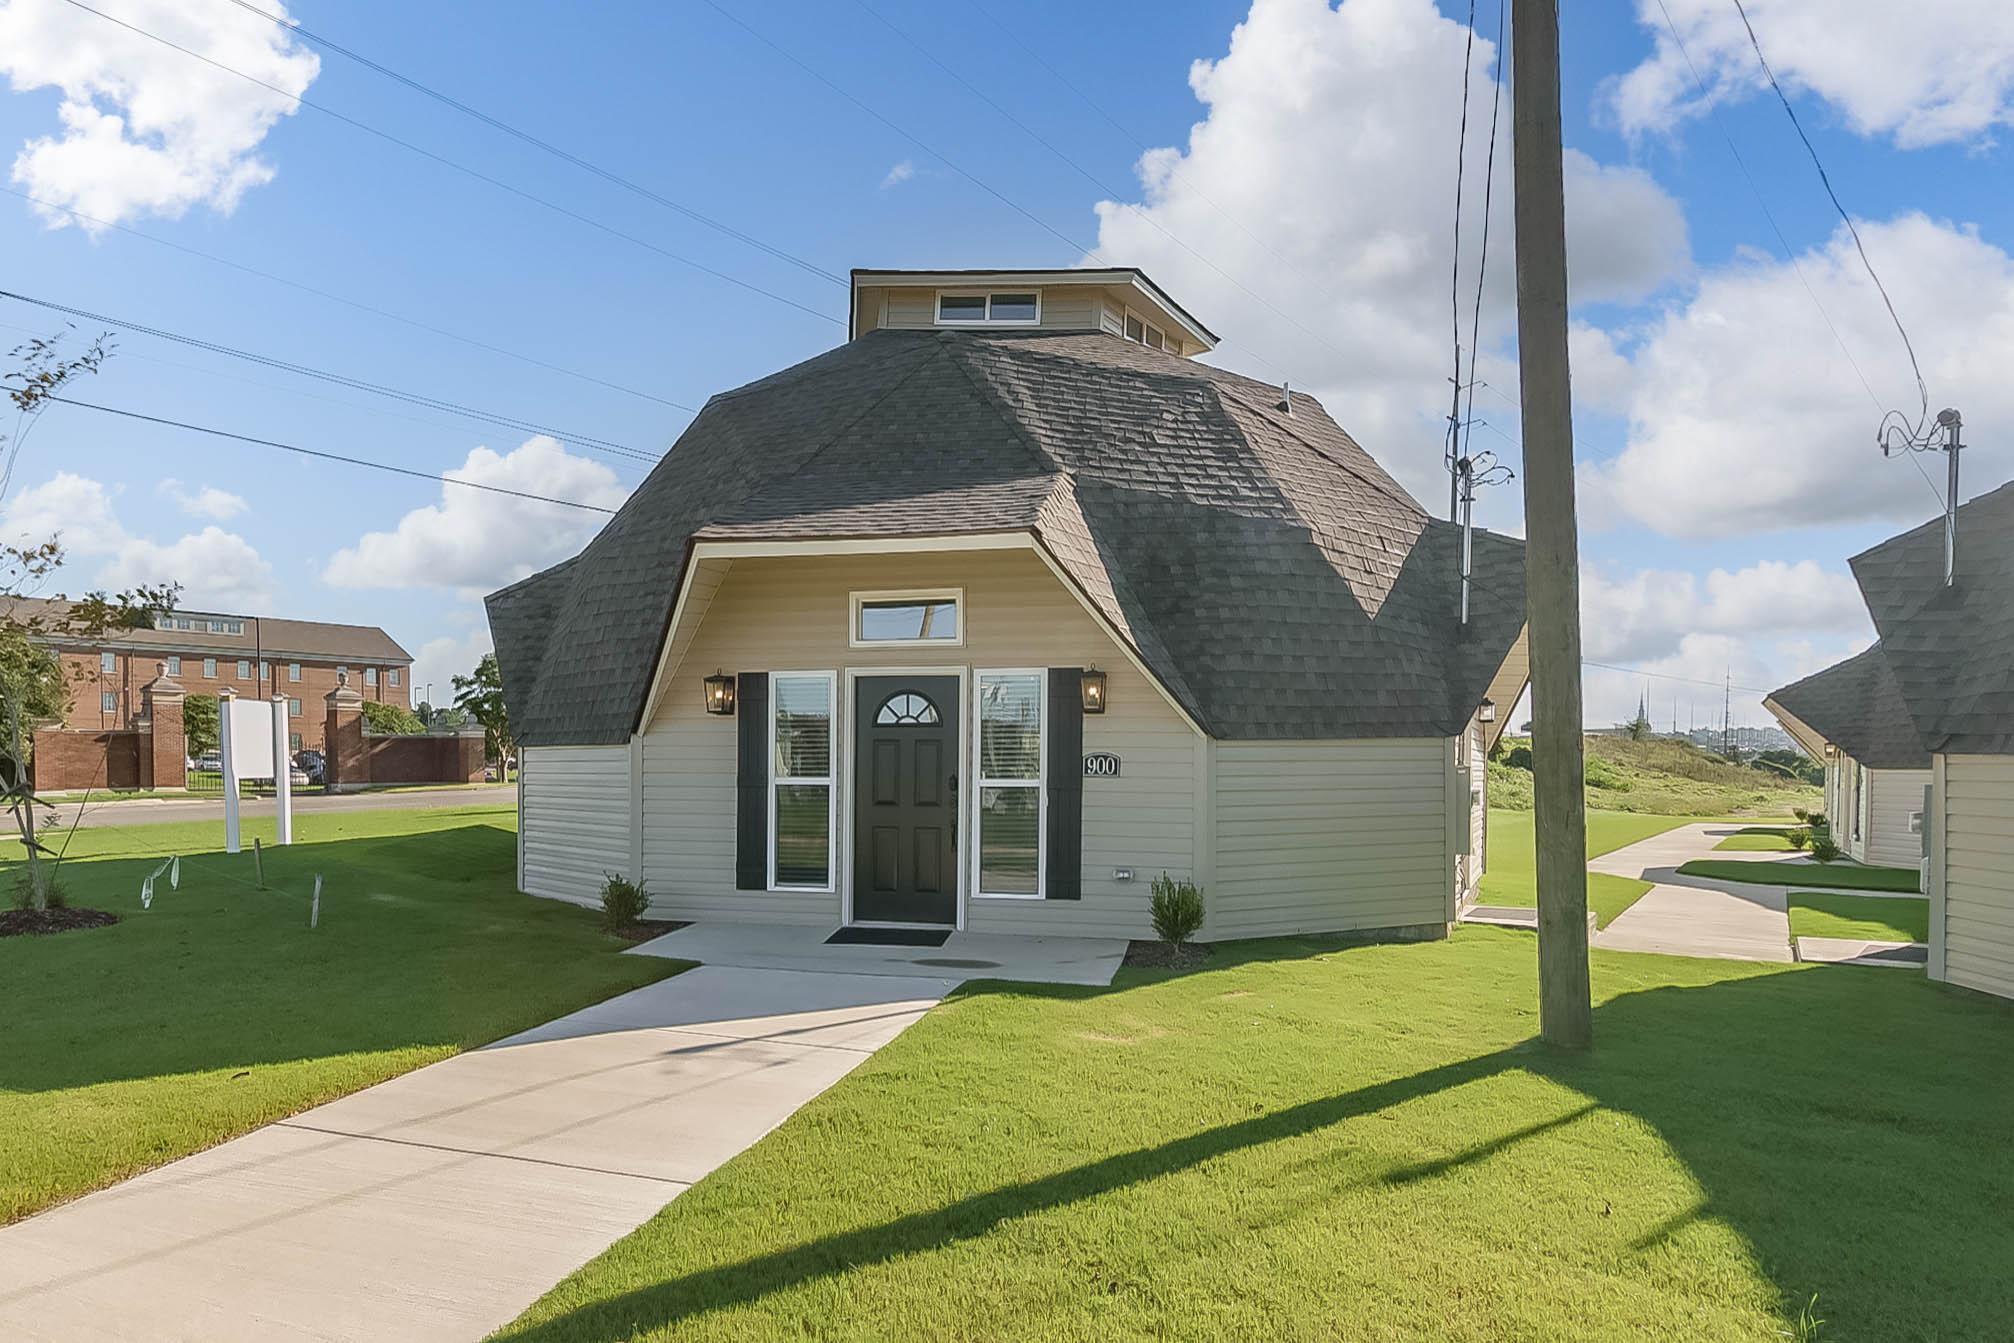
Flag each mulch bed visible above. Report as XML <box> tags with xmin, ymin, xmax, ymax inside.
<box><xmin>609</xmin><ymin>918</ymin><xmax>689</xmax><ymax>945</ymax></box>
<box><xmin>1123</xmin><ymin>939</ymin><xmax>1214</xmax><ymax>970</ymax></box>
<box><xmin>0</xmin><ymin>906</ymin><xmax>121</xmax><ymax>938</ymax></box>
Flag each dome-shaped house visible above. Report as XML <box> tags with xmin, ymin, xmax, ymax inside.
<box><xmin>488</xmin><ymin>268</ymin><xmax>1528</xmax><ymax>942</ymax></box>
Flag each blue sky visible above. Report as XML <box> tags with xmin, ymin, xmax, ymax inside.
<box><xmin>1</xmin><ymin>0</ymin><xmax>2008</xmax><ymax>725</ymax></box>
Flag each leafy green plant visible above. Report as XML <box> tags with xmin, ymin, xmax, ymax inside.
<box><xmin>362</xmin><ymin>700</ymin><xmax>427</xmax><ymax>735</ymax></box>
<box><xmin>1786</xmin><ymin>827</ymin><xmax>1811</xmax><ymax>851</ymax></box>
<box><xmin>1792</xmin><ymin>807</ymin><xmax>1810</xmax><ymax>824</ymax></box>
<box><xmin>10</xmin><ymin>866</ymin><xmax>66</xmax><ymax>911</ymax></box>
<box><xmin>1149</xmin><ymin>873</ymin><xmax>1204</xmax><ymax>946</ymax></box>
<box><xmin>1785</xmin><ymin>1292</ymin><xmax>1826</xmax><ymax>1341</ymax></box>
<box><xmin>1584</xmin><ymin>756</ymin><xmax>1632</xmax><ymax>791</ymax></box>
<box><xmin>599</xmin><ymin>873</ymin><xmax>650</xmax><ymax>931</ymax></box>
<box><xmin>1505</xmin><ymin>745</ymin><xmax>1533</xmax><ymax>771</ymax></box>
<box><xmin>1809</xmin><ymin>835</ymin><xmax>1840</xmax><ymax>863</ymax></box>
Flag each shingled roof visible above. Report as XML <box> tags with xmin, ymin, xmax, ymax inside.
<box><xmin>488</xmin><ymin>328</ymin><xmax>1527</xmax><ymax>746</ymax></box>
<box><xmin>1765</xmin><ymin>644</ymin><xmax>1930</xmax><ymax>770</ymax></box>
<box><xmin>1848</xmin><ymin>478</ymin><xmax>2014</xmax><ymax>756</ymax></box>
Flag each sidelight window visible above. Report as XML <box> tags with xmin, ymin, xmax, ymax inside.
<box><xmin>770</xmin><ymin>672</ymin><xmax>835</xmax><ymax>891</ymax></box>
<box><xmin>975</xmin><ymin>670</ymin><xmax>1044</xmax><ymax>897</ymax></box>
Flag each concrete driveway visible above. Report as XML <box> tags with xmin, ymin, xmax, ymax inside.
<box><xmin>0</xmin><ymin>965</ymin><xmax>952</xmax><ymax>1342</ymax></box>
<box><xmin>1592</xmin><ymin>823</ymin><xmax>1795</xmax><ymax>962</ymax></box>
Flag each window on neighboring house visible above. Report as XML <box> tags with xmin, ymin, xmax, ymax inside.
<box><xmin>99</xmin><ymin>651</ymin><xmax>115</xmax><ymax>673</ymax></box>
<box><xmin>975</xmin><ymin>670</ymin><xmax>1044</xmax><ymax>896</ymax></box>
<box><xmin>388</xmin><ymin>668</ymin><xmax>401</xmax><ymax>687</ymax></box>
<box><xmin>289</xmin><ymin>732</ymin><xmax>301</xmax><ymax>750</ymax></box>
<box><xmin>336</xmin><ymin>665</ymin><xmax>348</xmax><ymax>684</ymax></box>
<box><xmin>237</xmin><ymin>660</ymin><xmax>251</xmax><ymax>679</ymax></box>
<box><xmin>203</xmin><ymin>658</ymin><xmax>217</xmax><ymax>679</ymax></box>
<box><xmin>288</xmin><ymin>698</ymin><xmax>302</xmax><ymax>718</ymax></box>
<box><xmin>935</xmin><ymin>291</ymin><xmax>1040</xmax><ymax>325</ymax></box>
<box><xmin>852</xmin><ymin>590</ymin><xmax>961</xmax><ymax>647</ymax></box>
<box><xmin>288</xmin><ymin>663</ymin><xmax>301</xmax><ymax>682</ymax></box>
<box><xmin>259</xmin><ymin>661</ymin><xmax>270</xmax><ymax>681</ymax></box>
<box><xmin>101</xmin><ymin>691</ymin><xmax>117</xmax><ymax>714</ymax></box>
<box><xmin>364</xmin><ymin>667</ymin><xmax>378</xmax><ymax>688</ymax></box>
<box><xmin>769</xmin><ymin>673</ymin><xmax>834</xmax><ymax>891</ymax></box>
<box><xmin>165</xmin><ymin>656</ymin><xmax>182</xmax><ymax>677</ymax></box>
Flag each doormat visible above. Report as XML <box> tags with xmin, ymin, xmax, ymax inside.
<box><xmin>826</xmin><ymin>926</ymin><xmax>952</xmax><ymax>947</ymax></box>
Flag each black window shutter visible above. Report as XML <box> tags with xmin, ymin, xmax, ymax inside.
<box><xmin>1046</xmin><ymin>667</ymin><xmax>1083</xmax><ymax>900</ymax></box>
<box><xmin>735</xmin><ymin>672</ymin><xmax>769</xmax><ymax>891</ymax></box>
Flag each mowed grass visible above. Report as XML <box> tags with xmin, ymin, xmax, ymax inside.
<box><xmin>1677</xmin><ymin>857</ymin><xmax>1923</xmax><ymax>893</ymax></box>
<box><xmin>1479</xmin><ymin>809</ymin><xmax>1694</xmax><ymax>927</ymax></box>
<box><xmin>497</xmin><ymin>930</ymin><xmax>2014</xmax><ymax>1342</ymax></box>
<box><xmin>1714</xmin><ymin>827</ymin><xmax>1799</xmax><ymax>852</ymax></box>
<box><xmin>1790</xmin><ymin>891</ymin><xmax>1930</xmax><ymax>944</ymax></box>
<box><xmin>0</xmin><ymin>805</ymin><xmax>678</xmax><ymax>1223</ymax></box>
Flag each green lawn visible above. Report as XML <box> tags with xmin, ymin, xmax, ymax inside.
<box><xmin>1676</xmin><ymin>857</ymin><xmax>1923</xmax><ymax>893</ymax></box>
<box><xmin>0</xmin><ymin>804</ymin><xmax>677</xmax><ymax>1223</ymax></box>
<box><xmin>1478</xmin><ymin>809</ymin><xmax>1694</xmax><ymax>927</ymax></box>
<box><xmin>1790</xmin><ymin>892</ymin><xmax>1930</xmax><ymax>945</ymax></box>
<box><xmin>1714</xmin><ymin>827</ymin><xmax>1799</xmax><ymax>853</ymax></box>
<box><xmin>498</xmin><ymin>930</ymin><xmax>2014</xmax><ymax>1342</ymax></box>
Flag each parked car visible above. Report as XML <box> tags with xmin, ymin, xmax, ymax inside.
<box><xmin>191</xmin><ymin>753</ymin><xmax>222</xmax><ymax>773</ymax></box>
<box><xmin>294</xmin><ymin>750</ymin><xmax>326</xmax><ymax>786</ymax></box>
<box><xmin>288</xmin><ymin>764</ymin><xmax>311</xmax><ymax>788</ymax></box>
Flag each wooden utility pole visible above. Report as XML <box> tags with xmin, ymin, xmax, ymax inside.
<box><xmin>1510</xmin><ymin>0</ymin><xmax>1592</xmax><ymax>1047</ymax></box>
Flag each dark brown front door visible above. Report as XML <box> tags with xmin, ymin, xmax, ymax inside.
<box><xmin>852</xmin><ymin>676</ymin><xmax>959</xmax><ymax>924</ymax></box>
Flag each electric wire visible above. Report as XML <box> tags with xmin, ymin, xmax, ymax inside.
<box><xmin>58</xmin><ymin>0</ymin><xmax>841</xmax><ymax>328</ymax></box>
<box><xmin>0</xmin><ymin>290</ymin><xmax>660</xmax><ymax>466</ymax></box>
<box><xmin>216</xmin><ymin>0</ymin><xmax>844</xmax><ymax>288</ymax></box>
<box><xmin>1446</xmin><ymin>0</ymin><xmax>1481</xmax><ymax>500</ymax></box>
<box><xmin>1457</xmin><ymin>1</ymin><xmax>1506</xmax><ymax>471</ymax></box>
<box><xmin>1584</xmin><ymin>658</ymin><xmax>1771</xmax><ymax>696</ymax></box>
<box><xmin>45</xmin><ymin>397</ymin><xmax>620</xmax><ymax>513</ymax></box>
<box><xmin>1</xmin><ymin>187</ymin><xmax>699</xmax><ymax>417</ymax></box>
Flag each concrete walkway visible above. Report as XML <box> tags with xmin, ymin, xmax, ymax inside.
<box><xmin>630</xmin><ymin>921</ymin><xmax>1129</xmax><ymax>987</ymax></box>
<box><xmin>1592</xmin><ymin>823</ymin><xmax>1794</xmax><ymax>963</ymax></box>
<box><xmin>0</xmin><ymin>964</ymin><xmax>952</xmax><ymax>1342</ymax></box>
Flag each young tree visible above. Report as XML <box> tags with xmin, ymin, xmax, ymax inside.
<box><xmin>361</xmin><ymin>700</ymin><xmax>426</xmax><ymax>735</ymax></box>
<box><xmin>0</xmin><ymin>335</ymin><xmax>175</xmax><ymax>909</ymax></box>
<box><xmin>182</xmin><ymin>693</ymin><xmax>220</xmax><ymax>758</ymax></box>
<box><xmin>452</xmin><ymin>654</ymin><xmax>512</xmax><ymax>769</ymax></box>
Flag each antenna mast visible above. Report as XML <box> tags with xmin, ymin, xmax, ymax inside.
<box><xmin>1881</xmin><ymin>407</ymin><xmax>1963</xmax><ymax>586</ymax></box>
<box><xmin>1456</xmin><ymin>449</ymin><xmax>1514</xmax><ymax>625</ymax></box>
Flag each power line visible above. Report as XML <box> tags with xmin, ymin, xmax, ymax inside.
<box><xmin>1447</xmin><ymin>0</ymin><xmax>1481</xmax><ymax>510</ymax></box>
<box><xmin>216</xmin><ymin>0</ymin><xmax>844</xmax><ymax>288</ymax></box>
<box><xmin>1457</xmin><ymin>0</ymin><xmax>1507</xmax><ymax>472</ymax></box>
<box><xmin>1583</xmin><ymin>657</ymin><xmax>1771</xmax><ymax>696</ymax></box>
<box><xmin>1725</xmin><ymin>0</ymin><xmax>1931</xmax><ymax>432</ymax></box>
<box><xmin>0</xmin><ymin>289</ymin><xmax>659</xmax><ymax>466</ymax></box>
<box><xmin>46</xmin><ymin>396</ymin><xmax>619</xmax><ymax>514</ymax></box>
<box><xmin>1</xmin><ymin>186</ymin><xmax>697</xmax><ymax>417</ymax></box>
<box><xmin>58</xmin><ymin>0</ymin><xmax>841</xmax><ymax>328</ymax></box>
<box><xmin>1652</xmin><ymin>0</ymin><xmax>1944</xmax><ymax>509</ymax></box>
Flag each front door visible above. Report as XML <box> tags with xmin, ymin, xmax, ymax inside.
<box><xmin>852</xmin><ymin>675</ymin><xmax>959</xmax><ymax>924</ymax></box>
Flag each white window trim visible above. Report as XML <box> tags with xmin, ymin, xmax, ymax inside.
<box><xmin>971</xmin><ymin>667</ymin><xmax>1047</xmax><ymax>900</ymax></box>
<box><xmin>100</xmin><ymin>651</ymin><xmax>115</xmax><ymax>673</ymax></box>
<box><xmin>203</xmin><ymin>658</ymin><xmax>218</xmax><ymax>679</ymax></box>
<box><xmin>1122</xmin><ymin>305</ymin><xmax>1174</xmax><ymax>353</ymax></box>
<box><xmin>933</xmin><ymin>289</ymin><xmax>1041</xmax><ymax>327</ymax></box>
<box><xmin>768</xmin><ymin>669</ymin><xmax>838</xmax><ymax>894</ymax></box>
<box><xmin>849</xmin><ymin>587</ymin><xmax>966</xmax><ymax>649</ymax></box>
<box><xmin>288</xmin><ymin>663</ymin><xmax>302</xmax><ymax>682</ymax></box>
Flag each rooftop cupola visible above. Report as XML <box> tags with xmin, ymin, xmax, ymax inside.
<box><xmin>849</xmin><ymin>267</ymin><xmax>1217</xmax><ymax>356</ymax></box>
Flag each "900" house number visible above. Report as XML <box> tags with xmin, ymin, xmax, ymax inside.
<box><xmin>1082</xmin><ymin>752</ymin><xmax>1122</xmax><ymax>778</ymax></box>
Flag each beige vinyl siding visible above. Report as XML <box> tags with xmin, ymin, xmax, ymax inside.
<box><xmin>1940</xmin><ymin>754</ymin><xmax>2014</xmax><ymax>998</ymax></box>
<box><xmin>1468</xmin><ymin>721</ymin><xmax>1487</xmax><ymax>896</ymax></box>
<box><xmin>1211</xmin><ymin>738</ymin><xmax>1451</xmax><ymax>940</ymax></box>
<box><xmin>881</xmin><ymin>289</ymin><xmax>936</xmax><ymax>329</ymax></box>
<box><xmin>1863</xmin><ymin>767</ymin><xmax>1932</xmax><ymax>870</ymax></box>
<box><xmin>639</xmin><ymin>548</ymin><xmax>1198</xmax><ymax>936</ymax></box>
<box><xmin>873</xmin><ymin>285</ymin><xmax>1115</xmax><ymax>333</ymax></box>
<box><xmin>519</xmin><ymin>745</ymin><xmax>630</xmax><ymax>906</ymax></box>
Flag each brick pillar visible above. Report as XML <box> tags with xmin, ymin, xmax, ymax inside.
<box><xmin>324</xmin><ymin>673</ymin><xmax>368</xmax><ymax>792</ymax></box>
<box><xmin>456</xmin><ymin>728</ymin><xmax>488</xmax><ymax>782</ymax></box>
<box><xmin>138</xmin><ymin>664</ymin><xmax>186</xmax><ymax>790</ymax></box>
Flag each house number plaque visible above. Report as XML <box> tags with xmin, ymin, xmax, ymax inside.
<box><xmin>1082</xmin><ymin>752</ymin><xmax>1122</xmax><ymax>778</ymax></box>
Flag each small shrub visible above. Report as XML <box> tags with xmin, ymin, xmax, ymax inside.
<box><xmin>599</xmin><ymin>872</ymin><xmax>650</xmax><ymax>930</ymax></box>
<box><xmin>10</xmin><ymin>867</ymin><xmax>67</xmax><ymax>911</ymax></box>
<box><xmin>1505</xmin><ymin>745</ymin><xmax>1532</xmax><ymax>771</ymax></box>
<box><xmin>1807</xmin><ymin>812</ymin><xmax>1829</xmax><ymax>833</ymax></box>
<box><xmin>1786</xmin><ymin>827</ymin><xmax>1811</xmax><ymax>851</ymax></box>
<box><xmin>1584</xmin><ymin>757</ymin><xmax>1632</xmax><ymax>791</ymax></box>
<box><xmin>1149</xmin><ymin>873</ymin><xmax>1205</xmax><ymax>946</ymax></box>
<box><xmin>1809</xmin><ymin>836</ymin><xmax>1840</xmax><ymax>863</ymax></box>
<box><xmin>1792</xmin><ymin>807</ymin><xmax>1810</xmax><ymax>824</ymax></box>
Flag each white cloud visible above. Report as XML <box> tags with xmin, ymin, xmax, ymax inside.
<box><xmin>0</xmin><ymin>0</ymin><xmax>318</xmax><ymax>229</ymax></box>
<box><xmin>1582</xmin><ymin>214</ymin><xmax>2014</xmax><ymax>537</ymax></box>
<box><xmin>1087</xmin><ymin>0</ymin><xmax>1689</xmax><ymax>509</ymax></box>
<box><xmin>322</xmin><ymin>436</ymin><xmax>629</xmax><ymax>595</ymax></box>
<box><xmin>881</xmin><ymin>159</ymin><xmax>915</xmax><ymax>188</ymax></box>
<box><xmin>1</xmin><ymin>471</ymin><xmax>274</xmax><ymax>608</ymax></box>
<box><xmin>408</xmin><ymin>624</ymin><xmax>493</xmax><ymax>712</ymax></box>
<box><xmin>1611</xmin><ymin>0</ymin><xmax>2014</xmax><ymax>149</ymax></box>
<box><xmin>1580</xmin><ymin>558</ymin><xmax>1870</xmax><ymax>665</ymax></box>
<box><xmin>158</xmin><ymin>477</ymin><xmax>248</xmax><ymax>521</ymax></box>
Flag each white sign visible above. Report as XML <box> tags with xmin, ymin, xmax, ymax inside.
<box><xmin>226</xmin><ymin>697</ymin><xmax>278</xmax><ymax>780</ymax></box>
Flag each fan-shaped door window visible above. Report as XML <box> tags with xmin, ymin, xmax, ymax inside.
<box><xmin>875</xmin><ymin>691</ymin><xmax>941</xmax><ymax>726</ymax></box>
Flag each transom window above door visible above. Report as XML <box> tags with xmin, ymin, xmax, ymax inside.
<box><xmin>875</xmin><ymin>691</ymin><xmax>941</xmax><ymax>726</ymax></box>
<box><xmin>851</xmin><ymin>589</ymin><xmax>962</xmax><ymax>647</ymax></box>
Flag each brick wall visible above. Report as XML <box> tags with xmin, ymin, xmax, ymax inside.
<box><xmin>31</xmin><ymin>727</ymin><xmax>141</xmax><ymax>791</ymax></box>
<box><xmin>364</xmin><ymin>731</ymin><xmax>488</xmax><ymax>785</ymax></box>
<box><xmin>57</xmin><ymin>649</ymin><xmax>410</xmax><ymax>752</ymax></box>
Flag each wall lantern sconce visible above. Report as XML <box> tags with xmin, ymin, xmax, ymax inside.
<box><xmin>1477</xmin><ymin>698</ymin><xmax>1497</xmax><ymax>724</ymax></box>
<box><xmin>703</xmin><ymin>671</ymin><xmax>737</xmax><ymax>716</ymax></box>
<box><xmin>1080</xmin><ymin>668</ymin><xmax>1108</xmax><ymax>714</ymax></box>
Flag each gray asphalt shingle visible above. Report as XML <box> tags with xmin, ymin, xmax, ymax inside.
<box><xmin>489</xmin><ymin>328</ymin><xmax>1526</xmax><ymax>745</ymax></box>
<box><xmin>1766</xmin><ymin>644</ymin><xmax>1931</xmax><ymax>770</ymax></box>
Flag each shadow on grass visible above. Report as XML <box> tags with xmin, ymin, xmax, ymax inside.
<box><xmin>0</xmin><ymin>824</ymin><xmax>653</xmax><ymax>1094</ymax></box>
<box><xmin>500</xmin><ymin>959</ymin><xmax>2014</xmax><ymax>1342</ymax></box>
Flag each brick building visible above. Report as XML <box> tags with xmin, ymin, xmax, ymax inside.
<box><xmin>15</xmin><ymin>600</ymin><xmax>413</xmax><ymax>755</ymax></box>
